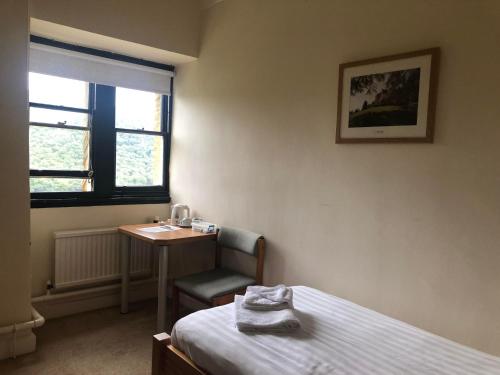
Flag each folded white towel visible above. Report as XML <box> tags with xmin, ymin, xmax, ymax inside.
<box><xmin>243</xmin><ymin>284</ymin><xmax>293</xmax><ymax>310</ymax></box>
<box><xmin>234</xmin><ymin>295</ymin><xmax>300</xmax><ymax>333</ymax></box>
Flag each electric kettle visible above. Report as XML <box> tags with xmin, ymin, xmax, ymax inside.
<box><xmin>170</xmin><ymin>204</ymin><xmax>191</xmax><ymax>226</ymax></box>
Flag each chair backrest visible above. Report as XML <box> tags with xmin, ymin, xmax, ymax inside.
<box><xmin>217</xmin><ymin>226</ymin><xmax>262</xmax><ymax>256</ymax></box>
<box><xmin>215</xmin><ymin>226</ymin><xmax>265</xmax><ymax>284</ymax></box>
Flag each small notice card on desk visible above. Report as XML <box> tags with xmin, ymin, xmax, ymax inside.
<box><xmin>139</xmin><ymin>225</ymin><xmax>181</xmax><ymax>233</ymax></box>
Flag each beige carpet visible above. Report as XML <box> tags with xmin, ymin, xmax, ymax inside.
<box><xmin>0</xmin><ymin>300</ymin><xmax>177</xmax><ymax>375</ymax></box>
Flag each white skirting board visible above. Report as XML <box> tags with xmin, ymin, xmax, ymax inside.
<box><xmin>0</xmin><ymin>329</ymin><xmax>36</xmax><ymax>361</ymax></box>
<box><xmin>32</xmin><ymin>279</ymin><xmax>159</xmax><ymax>320</ymax></box>
<box><xmin>32</xmin><ymin>279</ymin><xmax>207</xmax><ymax>321</ymax></box>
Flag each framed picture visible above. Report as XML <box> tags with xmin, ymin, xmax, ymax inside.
<box><xmin>336</xmin><ymin>48</ymin><xmax>440</xmax><ymax>143</ymax></box>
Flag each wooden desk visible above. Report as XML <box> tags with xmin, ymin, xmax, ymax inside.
<box><xmin>118</xmin><ymin>223</ymin><xmax>217</xmax><ymax>332</ymax></box>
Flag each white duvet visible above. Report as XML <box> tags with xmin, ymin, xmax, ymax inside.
<box><xmin>171</xmin><ymin>286</ymin><xmax>500</xmax><ymax>375</ymax></box>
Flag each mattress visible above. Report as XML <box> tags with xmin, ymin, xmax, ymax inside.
<box><xmin>171</xmin><ymin>286</ymin><xmax>500</xmax><ymax>375</ymax></box>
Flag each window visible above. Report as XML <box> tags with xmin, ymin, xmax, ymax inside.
<box><xmin>29</xmin><ymin>37</ymin><xmax>174</xmax><ymax>208</ymax></box>
<box><xmin>29</xmin><ymin>73</ymin><xmax>92</xmax><ymax>194</ymax></box>
<box><xmin>115</xmin><ymin>87</ymin><xmax>164</xmax><ymax>187</ymax></box>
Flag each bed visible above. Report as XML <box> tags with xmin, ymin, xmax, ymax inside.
<box><xmin>152</xmin><ymin>286</ymin><xmax>500</xmax><ymax>375</ymax></box>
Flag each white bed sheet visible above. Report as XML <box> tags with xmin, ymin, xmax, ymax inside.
<box><xmin>171</xmin><ymin>286</ymin><xmax>500</xmax><ymax>375</ymax></box>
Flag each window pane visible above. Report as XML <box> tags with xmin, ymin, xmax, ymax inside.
<box><xmin>30</xmin><ymin>127</ymin><xmax>89</xmax><ymax>170</ymax></box>
<box><xmin>30</xmin><ymin>178</ymin><xmax>91</xmax><ymax>193</ymax></box>
<box><xmin>29</xmin><ymin>72</ymin><xmax>89</xmax><ymax>109</ymax></box>
<box><xmin>116</xmin><ymin>133</ymin><xmax>163</xmax><ymax>187</ymax></box>
<box><xmin>30</xmin><ymin>107</ymin><xmax>88</xmax><ymax>127</ymax></box>
<box><xmin>115</xmin><ymin>87</ymin><xmax>162</xmax><ymax>132</ymax></box>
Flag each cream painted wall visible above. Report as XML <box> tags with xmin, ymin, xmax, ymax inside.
<box><xmin>30</xmin><ymin>0</ymin><xmax>201</xmax><ymax>57</ymax></box>
<box><xmin>0</xmin><ymin>0</ymin><xmax>32</xmax><ymax>327</ymax></box>
<box><xmin>171</xmin><ymin>0</ymin><xmax>500</xmax><ymax>355</ymax></box>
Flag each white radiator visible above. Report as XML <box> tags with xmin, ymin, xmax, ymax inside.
<box><xmin>54</xmin><ymin>227</ymin><xmax>153</xmax><ymax>289</ymax></box>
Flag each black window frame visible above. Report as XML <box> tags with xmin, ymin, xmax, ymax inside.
<box><xmin>29</xmin><ymin>36</ymin><xmax>174</xmax><ymax>208</ymax></box>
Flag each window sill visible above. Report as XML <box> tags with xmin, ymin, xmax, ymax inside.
<box><xmin>31</xmin><ymin>194</ymin><xmax>171</xmax><ymax>208</ymax></box>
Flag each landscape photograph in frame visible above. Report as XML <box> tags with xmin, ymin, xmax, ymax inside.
<box><xmin>336</xmin><ymin>48</ymin><xmax>440</xmax><ymax>143</ymax></box>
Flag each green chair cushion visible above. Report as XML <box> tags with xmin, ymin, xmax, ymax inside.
<box><xmin>174</xmin><ymin>268</ymin><xmax>256</xmax><ymax>302</ymax></box>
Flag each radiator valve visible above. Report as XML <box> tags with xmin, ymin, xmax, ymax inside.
<box><xmin>46</xmin><ymin>280</ymin><xmax>54</xmax><ymax>295</ymax></box>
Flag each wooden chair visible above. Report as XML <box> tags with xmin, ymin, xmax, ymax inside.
<box><xmin>172</xmin><ymin>226</ymin><xmax>265</xmax><ymax>322</ymax></box>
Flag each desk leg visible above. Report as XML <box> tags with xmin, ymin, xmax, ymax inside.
<box><xmin>157</xmin><ymin>245</ymin><xmax>169</xmax><ymax>332</ymax></box>
<box><xmin>120</xmin><ymin>235</ymin><xmax>131</xmax><ymax>314</ymax></box>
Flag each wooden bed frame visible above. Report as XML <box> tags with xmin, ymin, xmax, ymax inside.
<box><xmin>152</xmin><ymin>333</ymin><xmax>209</xmax><ymax>375</ymax></box>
